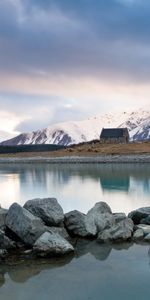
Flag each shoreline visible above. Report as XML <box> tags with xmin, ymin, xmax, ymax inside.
<box><xmin>1</xmin><ymin>199</ymin><xmax>150</xmax><ymax>262</ymax></box>
<box><xmin>0</xmin><ymin>154</ymin><xmax>149</xmax><ymax>163</ymax></box>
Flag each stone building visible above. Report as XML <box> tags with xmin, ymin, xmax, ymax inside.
<box><xmin>100</xmin><ymin>128</ymin><xmax>129</xmax><ymax>143</ymax></box>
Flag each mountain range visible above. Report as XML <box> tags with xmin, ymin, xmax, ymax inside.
<box><xmin>1</xmin><ymin>109</ymin><xmax>150</xmax><ymax>146</ymax></box>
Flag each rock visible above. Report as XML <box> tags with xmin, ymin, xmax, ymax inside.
<box><xmin>86</xmin><ymin>212</ymin><xmax>115</xmax><ymax>236</ymax></box>
<box><xmin>65</xmin><ymin>203</ymin><xmax>114</xmax><ymax>238</ymax></box>
<box><xmin>97</xmin><ymin>218</ymin><xmax>134</xmax><ymax>243</ymax></box>
<box><xmin>144</xmin><ymin>234</ymin><xmax>150</xmax><ymax>242</ymax></box>
<box><xmin>86</xmin><ymin>202</ymin><xmax>114</xmax><ymax>236</ymax></box>
<box><xmin>24</xmin><ymin>198</ymin><xmax>64</xmax><ymax>227</ymax></box>
<box><xmin>0</xmin><ymin>209</ymin><xmax>8</xmax><ymax>229</ymax></box>
<box><xmin>0</xmin><ymin>229</ymin><xmax>16</xmax><ymax>249</ymax></box>
<box><xmin>0</xmin><ymin>249</ymin><xmax>8</xmax><ymax>259</ymax></box>
<box><xmin>64</xmin><ymin>210</ymin><xmax>95</xmax><ymax>237</ymax></box>
<box><xmin>113</xmin><ymin>213</ymin><xmax>126</xmax><ymax>223</ymax></box>
<box><xmin>140</xmin><ymin>216</ymin><xmax>150</xmax><ymax>225</ymax></box>
<box><xmin>133</xmin><ymin>229</ymin><xmax>144</xmax><ymax>241</ymax></box>
<box><xmin>33</xmin><ymin>231</ymin><xmax>74</xmax><ymax>256</ymax></box>
<box><xmin>88</xmin><ymin>202</ymin><xmax>112</xmax><ymax>215</ymax></box>
<box><xmin>46</xmin><ymin>226</ymin><xmax>70</xmax><ymax>240</ymax></box>
<box><xmin>128</xmin><ymin>207</ymin><xmax>150</xmax><ymax>225</ymax></box>
<box><xmin>6</xmin><ymin>203</ymin><xmax>46</xmax><ymax>246</ymax></box>
<box><xmin>136</xmin><ymin>224</ymin><xmax>150</xmax><ymax>236</ymax></box>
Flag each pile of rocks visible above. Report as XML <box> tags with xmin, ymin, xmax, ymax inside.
<box><xmin>128</xmin><ymin>207</ymin><xmax>150</xmax><ymax>242</ymax></box>
<box><xmin>1</xmin><ymin>199</ymin><xmax>150</xmax><ymax>260</ymax></box>
<box><xmin>0</xmin><ymin>198</ymin><xmax>73</xmax><ymax>260</ymax></box>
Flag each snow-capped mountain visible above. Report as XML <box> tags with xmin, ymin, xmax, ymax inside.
<box><xmin>1</xmin><ymin>109</ymin><xmax>150</xmax><ymax>146</ymax></box>
<box><xmin>119</xmin><ymin>110</ymin><xmax>150</xmax><ymax>141</ymax></box>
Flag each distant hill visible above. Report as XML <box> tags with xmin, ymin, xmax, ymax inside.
<box><xmin>0</xmin><ymin>144</ymin><xmax>65</xmax><ymax>154</ymax></box>
<box><xmin>1</xmin><ymin>109</ymin><xmax>150</xmax><ymax>146</ymax></box>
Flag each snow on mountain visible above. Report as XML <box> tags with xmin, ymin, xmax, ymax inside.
<box><xmin>119</xmin><ymin>110</ymin><xmax>150</xmax><ymax>141</ymax></box>
<box><xmin>1</xmin><ymin>109</ymin><xmax>150</xmax><ymax>146</ymax></box>
<box><xmin>129</xmin><ymin>117</ymin><xmax>150</xmax><ymax>141</ymax></box>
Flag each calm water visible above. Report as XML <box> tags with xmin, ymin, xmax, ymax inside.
<box><xmin>0</xmin><ymin>163</ymin><xmax>150</xmax><ymax>213</ymax></box>
<box><xmin>0</xmin><ymin>163</ymin><xmax>150</xmax><ymax>299</ymax></box>
<box><xmin>0</xmin><ymin>242</ymin><xmax>150</xmax><ymax>300</ymax></box>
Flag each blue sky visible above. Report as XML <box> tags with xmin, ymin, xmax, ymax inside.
<box><xmin>0</xmin><ymin>0</ymin><xmax>149</xmax><ymax>134</ymax></box>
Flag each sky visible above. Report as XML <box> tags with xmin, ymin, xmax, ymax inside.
<box><xmin>0</xmin><ymin>0</ymin><xmax>150</xmax><ymax>135</ymax></box>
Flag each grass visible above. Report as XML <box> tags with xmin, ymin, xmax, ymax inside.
<box><xmin>0</xmin><ymin>141</ymin><xmax>149</xmax><ymax>158</ymax></box>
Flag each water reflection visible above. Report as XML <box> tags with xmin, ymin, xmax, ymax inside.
<box><xmin>0</xmin><ymin>240</ymin><xmax>133</xmax><ymax>287</ymax></box>
<box><xmin>100</xmin><ymin>174</ymin><xmax>130</xmax><ymax>192</ymax></box>
<box><xmin>0</xmin><ymin>254</ymin><xmax>74</xmax><ymax>286</ymax></box>
<box><xmin>0</xmin><ymin>243</ymin><xmax>150</xmax><ymax>300</ymax></box>
<box><xmin>0</xmin><ymin>163</ymin><xmax>149</xmax><ymax>213</ymax></box>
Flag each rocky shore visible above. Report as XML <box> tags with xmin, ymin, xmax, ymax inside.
<box><xmin>0</xmin><ymin>154</ymin><xmax>150</xmax><ymax>163</ymax></box>
<box><xmin>1</xmin><ymin>198</ymin><xmax>150</xmax><ymax>261</ymax></box>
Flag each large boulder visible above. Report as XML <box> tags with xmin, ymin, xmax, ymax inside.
<box><xmin>97</xmin><ymin>218</ymin><xmax>134</xmax><ymax>243</ymax></box>
<box><xmin>45</xmin><ymin>226</ymin><xmax>70</xmax><ymax>240</ymax></box>
<box><xmin>144</xmin><ymin>234</ymin><xmax>150</xmax><ymax>242</ymax></box>
<box><xmin>128</xmin><ymin>207</ymin><xmax>150</xmax><ymax>225</ymax></box>
<box><xmin>0</xmin><ymin>249</ymin><xmax>8</xmax><ymax>260</ymax></box>
<box><xmin>133</xmin><ymin>229</ymin><xmax>144</xmax><ymax>241</ymax></box>
<box><xmin>65</xmin><ymin>203</ymin><xmax>114</xmax><ymax>238</ymax></box>
<box><xmin>0</xmin><ymin>229</ymin><xmax>15</xmax><ymax>250</ymax></box>
<box><xmin>88</xmin><ymin>202</ymin><xmax>112</xmax><ymax>215</ymax></box>
<box><xmin>0</xmin><ymin>209</ymin><xmax>8</xmax><ymax>229</ymax></box>
<box><xmin>6</xmin><ymin>203</ymin><xmax>46</xmax><ymax>246</ymax></box>
<box><xmin>33</xmin><ymin>231</ymin><xmax>74</xmax><ymax>256</ymax></box>
<box><xmin>24</xmin><ymin>198</ymin><xmax>64</xmax><ymax>227</ymax></box>
<box><xmin>64</xmin><ymin>210</ymin><xmax>95</xmax><ymax>237</ymax></box>
<box><xmin>113</xmin><ymin>213</ymin><xmax>126</xmax><ymax>223</ymax></box>
<box><xmin>136</xmin><ymin>224</ymin><xmax>150</xmax><ymax>236</ymax></box>
<box><xmin>85</xmin><ymin>202</ymin><xmax>114</xmax><ymax>236</ymax></box>
<box><xmin>140</xmin><ymin>216</ymin><xmax>150</xmax><ymax>225</ymax></box>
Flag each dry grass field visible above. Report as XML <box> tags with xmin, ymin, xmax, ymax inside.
<box><xmin>0</xmin><ymin>141</ymin><xmax>149</xmax><ymax>158</ymax></box>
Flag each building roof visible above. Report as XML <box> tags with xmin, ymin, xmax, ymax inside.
<box><xmin>100</xmin><ymin>128</ymin><xmax>128</xmax><ymax>139</ymax></box>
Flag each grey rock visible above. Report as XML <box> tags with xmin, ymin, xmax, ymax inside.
<box><xmin>64</xmin><ymin>210</ymin><xmax>94</xmax><ymax>237</ymax></box>
<box><xmin>128</xmin><ymin>207</ymin><xmax>150</xmax><ymax>224</ymax></box>
<box><xmin>6</xmin><ymin>203</ymin><xmax>46</xmax><ymax>246</ymax></box>
<box><xmin>0</xmin><ymin>229</ymin><xmax>16</xmax><ymax>249</ymax></box>
<box><xmin>140</xmin><ymin>215</ymin><xmax>150</xmax><ymax>225</ymax></box>
<box><xmin>65</xmin><ymin>203</ymin><xmax>114</xmax><ymax>238</ymax></box>
<box><xmin>45</xmin><ymin>226</ymin><xmax>70</xmax><ymax>240</ymax></box>
<box><xmin>0</xmin><ymin>249</ymin><xmax>8</xmax><ymax>259</ymax></box>
<box><xmin>97</xmin><ymin>218</ymin><xmax>134</xmax><ymax>243</ymax></box>
<box><xmin>0</xmin><ymin>209</ymin><xmax>8</xmax><ymax>229</ymax></box>
<box><xmin>88</xmin><ymin>202</ymin><xmax>112</xmax><ymax>215</ymax></box>
<box><xmin>86</xmin><ymin>202</ymin><xmax>114</xmax><ymax>236</ymax></box>
<box><xmin>144</xmin><ymin>233</ymin><xmax>150</xmax><ymax>242</ymax></box>
<box><xmin>133</xmin><ymin>229</ymin><xmax>144</xmax><ymax>241</ymax></box>
<box><xmin>136</xmin><ymin>224</ymin><xmax>150</xmax><ymax>236</ymax></box>
<box><xmin>33</xmin><ymin>231</ymin><xmax>74</xmax><ymax>256</ymax></box>
<box><xmin>113</xmin><ymin>213</ymin><xmax>126</xmax><ymax>223</ymax></box>
<box><xmin>85</xmin><ymin>212</ymin><xmax>115</xmax><ymax>236</ymax></box>
<box><xmin>24</xmin><ymin>198</ymin><xmax>64</xmax><ymax>227</ymax></box>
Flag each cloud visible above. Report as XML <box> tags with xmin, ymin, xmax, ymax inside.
<box><xmin>0</xmin><ymin>0</ymin><xmax>149</xmax><ymax>134</ymax></box>
<box><xmin>0</xmin><ymin>0</ymin><xmax>150</xmax><ymax>80</ymax></box>
<box><xmin>0</xmin><ymin>110</ymin><xmax>21</xmax><ymax>134</ymax></box>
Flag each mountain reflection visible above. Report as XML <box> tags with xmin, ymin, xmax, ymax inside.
<box><xmin>0</xmin><ymin>163</ymin><xmax>149</xmax><ymax>213</ymax></box>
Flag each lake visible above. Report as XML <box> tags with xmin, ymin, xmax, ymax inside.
<box><xmin>0</xmin><ymin>163</ymin><xmax>150</xmax><ymax>300</ymax></box>
<box><xmin>0</xmin><ymin>163</ymin><xmax>149</xmax><ymax>214</ymax></box>
<box><xmin>0</xmin><ymin>242</ymin><xmax>150</xmax><ymax>300</ymax></box>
